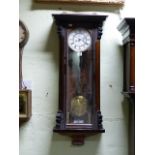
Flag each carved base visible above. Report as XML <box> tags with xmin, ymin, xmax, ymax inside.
<box><xmin>53</xmin><ymin>110</ymin><xmax>105</xmax><ymax>145</ymax></box>
<box><xmin>54</xmin><ymin>121</ymin><xmax>105</xmax><ymax>145</ymax></box>
<box><xmin>97</xmin><ymin>111</ymin><xmax>103</xmax><ymax>129</ymax></box>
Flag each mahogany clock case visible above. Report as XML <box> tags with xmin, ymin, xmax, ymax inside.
<box><xmin>52</xmin><ymin>14</ymin><xmax>107</xmax><ymax>144</ymax></box>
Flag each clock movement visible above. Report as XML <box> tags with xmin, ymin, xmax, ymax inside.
<box><xmin>53</xmin><ymin>14</ymin><xmax>107</xmax><ymax>145</ymax></box>
<box><xmin>117</xmin><ymin>18</ymin><xmax>135</xmax><ymax>155</ymax></box>
<box><xmin>19</xmin><ymin>20</ymin><xmax>32</xmax><ymax>123</ymax></box>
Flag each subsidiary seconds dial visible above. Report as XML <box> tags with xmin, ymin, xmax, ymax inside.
<box><xmin>68</xmin><ymin>28</ymin><xmax>92</xmax><ymax>53</ymax></box>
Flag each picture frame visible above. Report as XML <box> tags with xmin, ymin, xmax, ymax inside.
<box><xmin>19</xmin><ymin>90</ymin><xmax>32</xmax><ymax>122</ymax></box>
<box><xmin>35</xmin><ymin>0</ymin><xmax>124</xmax><ymax>5</ymax></box>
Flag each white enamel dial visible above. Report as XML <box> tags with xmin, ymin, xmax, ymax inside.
<box><xmin>68</xmin><ymin>28</ymin><xmax>92</xmax><ymax>53</ymax></box>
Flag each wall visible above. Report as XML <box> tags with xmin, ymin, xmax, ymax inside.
<box><xmin>19</xmin><ymin>0</ymin><xmax>135</xmax><ymax>155</ymax></box>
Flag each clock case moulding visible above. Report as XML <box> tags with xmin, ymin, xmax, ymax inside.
<box><xmin>117</xmin><ymin>18</ymin><xmax>135</xmax><ymax>99</ymax></box>
<box><xmin>52</xmin><ymin>14</ymin><xmax>107</xmax><ymax>145</ymax></box>
<box><xmin>35</xmin><ymin>0</ymin><xmax>124</xmax><ymax>6</ymax></box>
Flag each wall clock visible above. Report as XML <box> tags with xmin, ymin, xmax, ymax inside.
<box><xmin>19</xmin><ymin>20</ymin><xmax>32</xmax><ymax>123</ymax></box>
<box><xmin>117</xmin><ymin>18</ymin><xmax>135</xmax><ymax>155</ymax></box>
<box><xmin>53</xmin><ymin>14</ymin><xmax>107</xmax><ymax>145</ymax></box>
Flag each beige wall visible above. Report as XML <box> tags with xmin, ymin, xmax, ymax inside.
<box><xmin>19</xmin><ymin>0</ymin><xmax>135</xmax><ymax>155</ymax></box>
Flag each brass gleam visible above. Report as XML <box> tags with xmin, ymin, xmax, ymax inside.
<box><xmin>71</xmin><ymin>95</ymin><xmax>88</xmax><ymax>117</ymax></box>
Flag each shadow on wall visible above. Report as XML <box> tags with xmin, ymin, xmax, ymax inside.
<box><xmin>48</xmin><ymin>133</ymin><xmax>103</xmax><ymax>155</ymax></box>
<box><xmin>31</xmin><ymin>0</ymin><xmax>122</xmax><ymax>13</ymax></box>
<box><xmin>44</xmin><ymin>22</ymin><xmax>59</xmax><ymax>51</ymax></box>
<box><xmin>43</xmin><ymin>21</ymin><xmax>60</xmax><ymax>70</ymax></box>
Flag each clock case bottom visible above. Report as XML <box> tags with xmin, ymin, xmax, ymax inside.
<box><xmin>54</xmin><ymin>128</ymin><xmax>105</xmax><ymax>145</ymax></box>
<box><xmin>53</xmin><ymin>110</ymin><xmax>105</xmax><ymax>145</ymax></box>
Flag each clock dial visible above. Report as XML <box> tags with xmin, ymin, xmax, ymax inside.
<box><xmin>68</xmin><ymin>28</ymin><xmax>92</xmax><ymax>53</ymax></box>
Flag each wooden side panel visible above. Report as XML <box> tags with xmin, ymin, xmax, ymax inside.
<box><xmin>95</xmin><ymin>40</ymin><xmax>100</xmax><ymax>111</ymax></box>
<box><xmin>130</xmin><ymin>46</ymin><xmax>135</xmax><ymax>91</ymax></box>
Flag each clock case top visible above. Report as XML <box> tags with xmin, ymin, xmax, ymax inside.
<box><xmin>53</xmin><ymin>14</ymin><xmax>107</xmax><ymax>144</ymax></box>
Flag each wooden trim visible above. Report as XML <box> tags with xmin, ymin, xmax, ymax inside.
<box><xmin>52</xmin><ymin>14</ymin><xmax>107</xmax><ymax>26</ymax></box>
<box><xmin>130</xmin><ymin>46</ymin><xmax>135</xmax><ymax>91</ymax></box>
<box><xmin>129</xmin><ymin>98</ymin><xmax>135</xmax><ymax>155</ymax></box>
<box><xmin>35</xmin><ymin>0</ymin><xmax>124</xmax><ymax>6</ymax></box>
<box><xmin>117</xmin><ymin>18</ymin><xmax>135</xmax><ymax>45</ymax></box>
<box><xmin>95</xmin><ymin>40</ymin><xmax>100</xmax><ymax>111</ymax></box>
<box><xmin>58</xmin><ymin>27</ymin><xmax>65</xmax><ymax>111</ymax></box>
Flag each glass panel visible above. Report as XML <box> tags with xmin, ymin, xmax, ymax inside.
<box><xmin>66</xmin><ymin>43</ymin><xmax>93</xmax><ymax>125</ymax></box>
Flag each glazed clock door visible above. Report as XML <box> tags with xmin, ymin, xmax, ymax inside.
<box><xmin>66</xmin><ymin>28</ymin><xmax>93</xmax><ymax>126</ymax></box>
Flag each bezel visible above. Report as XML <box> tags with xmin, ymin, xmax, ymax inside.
<box><xmin>67</xmin><ymin>28</ymin><xmax>92</xmax><ymax>53</ymax></box>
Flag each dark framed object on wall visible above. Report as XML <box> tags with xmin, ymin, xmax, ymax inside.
<box><xmin>53</xmin><ymin>14</ymin><xmax>107</xmax><ymax>145</ymax></box>
<box><xmin>117</xmin><ymin>18</ymin><xmax>135</xmax><ymax>155</ymax></box>
<box><xmin>19</xmin><ymin>90</ymin><xmax>32</xmax><ymax>121</ymax></box>
<box><xmin>117</xmin><ymin>18</ymin><xmax>135</xmax><ymax>96</ymax></box>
